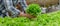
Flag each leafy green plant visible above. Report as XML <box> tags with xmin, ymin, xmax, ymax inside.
<box><xmin>0</xmin><ymin>11</ymin><xmax>60</xmax><ymax>26</ymax></box>
<box><xmin>26</xmin><ymin>4</ymin><xmax>41</xmax><ymax>16</ymax></box>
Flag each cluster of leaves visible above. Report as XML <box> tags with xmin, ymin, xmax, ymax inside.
<box><xmin>26</xmin><ymin>4</ymin><xmax>41</xmax><ymax>16</ymax></box>
<box><xmin>0</xmin><ymin>11</ymin><xmax>60</xmax><ymax>26</ymax></box>
<box><xmin>0</xmin><ymin>17</ymin><xmax>30</xmax><ymax>26</ymax></box>
<box><xmin>36</xmin><ymin>11</ymin><xmax>60</xmax><ymax>26</ymax></box>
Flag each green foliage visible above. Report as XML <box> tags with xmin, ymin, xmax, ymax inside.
<box><xmin>26</xmin><ymin>4</ymin><xmax>41</xmax><ymax>16</ymax></box>
<box><xmin>0</xmin><ymin>11</ymin><xmax>60</xmax><ymax>26</ymax></box>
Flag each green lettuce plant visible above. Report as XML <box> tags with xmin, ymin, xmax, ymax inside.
<box><xmin>26</xmin><ymin>4</ymin><xmax>41</xmax><ymax>16</ymax></box>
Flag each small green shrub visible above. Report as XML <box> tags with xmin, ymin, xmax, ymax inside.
<box><xmin>26</xmin><ymin>4</ymin><xmax>41</xmax><ymax>16</ymax></box>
